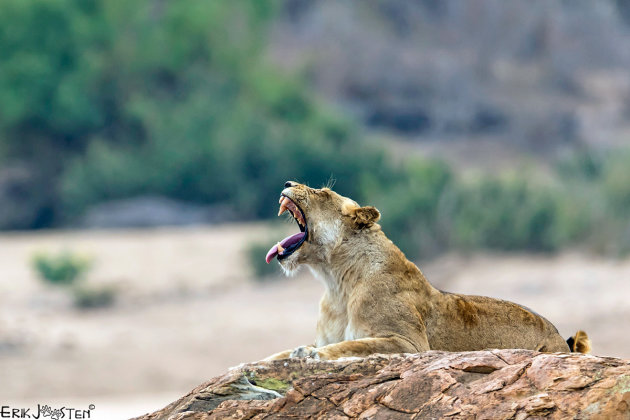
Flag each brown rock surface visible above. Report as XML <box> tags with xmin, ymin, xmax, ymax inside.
<box><xmin>134</xmin><ymin>350</ymin><xmax>630</xmax><ymax>419</ymax></box>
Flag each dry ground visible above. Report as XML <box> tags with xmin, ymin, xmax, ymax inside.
<box><xmin>1</xmin><ymin>225</ymin><xmax>629</xmax><ymax>418</ymax></box>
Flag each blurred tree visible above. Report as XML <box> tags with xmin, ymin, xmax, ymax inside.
<box><xmin>0</xmin><ymin>0</ymin><xmax>388</xmax><ymax>225</ymax></box>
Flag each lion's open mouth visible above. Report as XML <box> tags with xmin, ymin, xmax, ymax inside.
<box><xmin>265</xmin><ymin>195</ymin><xmax>308</xmax><ymax>263</ymax></box>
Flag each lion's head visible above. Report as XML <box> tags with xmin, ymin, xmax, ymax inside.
<box><xmin>266</xmin><ymin>181</ymin><xmax>381</xmax><ymax>274</ymax></box>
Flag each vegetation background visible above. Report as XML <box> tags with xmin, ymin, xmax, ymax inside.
<box><xmin>2</xmin><ymin>1</ymin><xmax>630</xmax><ymax>418</ymax></box>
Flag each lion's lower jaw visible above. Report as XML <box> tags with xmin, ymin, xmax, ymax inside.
<box><xmin>279</xmin><ymin>254</ymin><xmax>302</xmax><ymax>276</ymax></box>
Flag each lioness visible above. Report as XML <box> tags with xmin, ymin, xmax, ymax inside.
<box><xmin>265</xmin><ymin>181</ymin><xmax>590</xmax><ymax>360</ymax></box>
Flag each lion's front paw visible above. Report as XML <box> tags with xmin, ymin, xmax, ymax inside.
<box><xmin>290</xmin><ymin>345</ymin><xmax>319</xmax><ymax>359</ymax></box>
<box><xmin>263</xmin><ymin>349</ymin><xmax>293</xmax><ymax>361</ymax></box>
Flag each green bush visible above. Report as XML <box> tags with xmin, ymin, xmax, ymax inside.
<box><xmin>549</xmin><ymin>148</ymin><xmax>630</xmax><ymax>256</ymax></box>
<box><xmin>602</xmin><ymin>151</ymin><xmax>630</xmax><ymax>215</ymax></box>
<box><xmin>370</xmin><ymin>158</ymin><xmax>454</xmax><ymax>259</ymax></box>
<box><xmin>32</xmin><ymin>250</ymin><xmax>117</xmax><ymax>309</ymax></box>
<box><xmin>451</xmin><ymin>177</ymin><xmax>565</xmax><ymax>252</ymax></box>
<box><xmin>369</xmin><ymin>164</ymin><xmax>592</xmax><ymax>259</ymax></box>
<box><xmin>556</xmin><ymin>147</ymin><xmax>606</xmax><ymax>182</ymax></box>
<box><xmin>32</xmin><ymin>251</ymin><xmax>91</xmax><ymax>286</ymax></box>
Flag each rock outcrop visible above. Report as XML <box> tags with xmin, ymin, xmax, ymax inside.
<box><xmin>134</xmin><ymin>350</ymin><xmax>630</xmax><ymax>419</ymax></box>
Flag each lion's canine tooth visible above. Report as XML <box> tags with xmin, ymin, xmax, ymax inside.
<box><xmin>278</xmin><ymin>204</ymin><xmax>286</xmax><ymax>216</ymax></box>
<box><xmin>278</xmin><ymin>197</ymin><xmax>290</xmax><ymax>216</ymax></box>
<box><xmin>277</xmin><ymin>243</ymin><xmax>285</xmax><ymax>254</ymax></box>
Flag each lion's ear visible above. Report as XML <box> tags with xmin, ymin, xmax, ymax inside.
<box><xmin>342</xmin><ymin>203</ymin><xmax>381</xmax><ymax>228</ymax></box>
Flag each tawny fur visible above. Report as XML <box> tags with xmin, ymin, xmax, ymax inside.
<box><xmin>266</xmin><ymin>182</ymin><xmax>590</xmax><ymax>360</ymax></box>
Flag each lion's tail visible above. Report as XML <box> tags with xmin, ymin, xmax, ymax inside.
<box><xmin>566</xmin><ymin>330</ymin><xmax>591</xmax><ymax>354</ymax></box>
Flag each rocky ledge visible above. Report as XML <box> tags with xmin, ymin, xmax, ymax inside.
<box><xmin>134</xmin><ymin>350</ymin><xmax>630</xmax><ymax>419</ymax></box>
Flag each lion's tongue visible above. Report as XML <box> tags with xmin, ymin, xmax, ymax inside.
<box><xmin>265</xmin><ymin>232</ymin><xmax>306</xmax><ymax>264</ymax></box>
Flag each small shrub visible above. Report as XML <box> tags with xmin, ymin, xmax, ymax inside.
<box><xmin>246</xmin><ymin>240</ymin><xmax>282</xmax><ymax>280</ymax></box>
<box><xmin>32</xmin><ymin>251</ymin><xmax>91</xmax><ymax>286</ymax></box>
<box><xmin>72</xmin><ymin>285</ymin><xmax>116</xmax><ymax>309</ymax></box>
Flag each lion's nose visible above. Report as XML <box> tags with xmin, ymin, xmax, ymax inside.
<box><xmin>284</xmin><ymin>181</ymin><xmax>296</xmax><ymax>188</ymax></box>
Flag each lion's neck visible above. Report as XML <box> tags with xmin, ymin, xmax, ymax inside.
<box><xmin>307</xmin><ymin>229</ymin><xmax>435</xmax><ymax>299</ymax></box>
<box><xmin>307</xmin><ymin>264</ymin><xmax>340</xmax><ymax>293</ymax></box>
